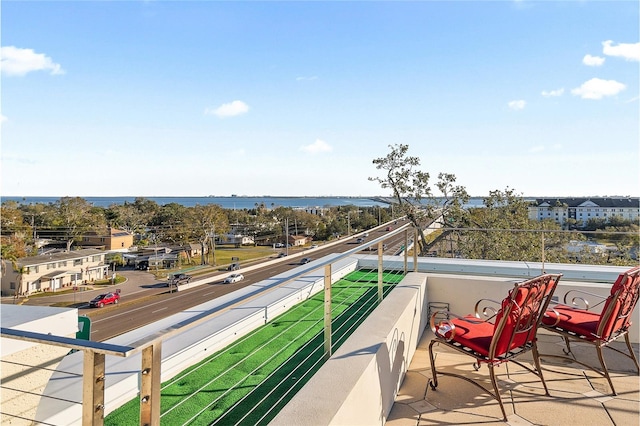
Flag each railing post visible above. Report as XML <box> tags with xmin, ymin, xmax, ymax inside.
<box><xmin>378</xmin><ymin>241</ymin><xmax>384</xmax><ymax>303</ymax></box>
<box><xmin>324</xmin><ymin>264</ymin><xmax>332</xmax><ymax>360</ymax></box>
<box><xmin>83</xmin><ymin>351</ymin><xmax>105</xmax><ymax>426</ymax></box>
<box><xmin>403</xmin><ymin>229</ymin><xmax>408</xmax><ymax>274</ymax></box>
<box><xmin>140</xmin><ymin>343</ymin><xmax>162</xmax><ymax>426</ymax></box>
<box><xmin>413</xmin><ymin>227</ymin><xmax>419</xmax><ymax>272</ymax></box>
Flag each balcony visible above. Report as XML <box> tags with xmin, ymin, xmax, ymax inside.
<box><xmin>389</xmin><ymin>330</ymin><xmax>639</xmax><ymax>425</ymax></box>
<box><xmin>1</xmin><ymin>227</ymin><xmax>638</xmax><ymax>425</ymax></box>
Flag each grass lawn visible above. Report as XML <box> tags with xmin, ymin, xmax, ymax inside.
<box><xmin>105</xmin><ymin>269</ymin><xmax>405</xmax><ymax>425</ymax></box>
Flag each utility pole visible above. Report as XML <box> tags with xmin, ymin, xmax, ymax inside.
<box><xmin>212</xmin><ymin>224</ymin><xmax>216</xmax><ymax>265</ymax></box>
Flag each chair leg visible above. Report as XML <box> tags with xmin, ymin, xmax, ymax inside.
<box><xmin>596</xmin><ymin>344</ymin><xmax>617</xmax><ymax>396</ymax></box>
<box><xmin>624</xmin><ymin>334</ymin><xmax>640</xmax><ymax>373</ymax></box>
<box><xmin>562</xmin><ymin>335</ymin><xmax>572</xmax><ymax>355</ymax></box>
<box><xmin>532</xmin><ymin>341</ymin><xmax>550</xmax><ymax>396</ymax></box>
<box><xmin>488</xmin><ymin>364</ymin><xmax>508</xmax><ymax>422</ymax></box>
<box><xmin>428</xmin><ymin>340</ymin><xmax>439</xmax><ymax>389</ymax></box>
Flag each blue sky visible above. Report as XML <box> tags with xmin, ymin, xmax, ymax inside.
<box><xmin>1</xmin><ymin>1</ymin><xmax>638</xmax><ymax>198</ymax></box>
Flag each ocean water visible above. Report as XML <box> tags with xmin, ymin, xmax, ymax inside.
<box><xmin>1</xmin><ymin>196</ymin><xmax>390</xmax><ymax>209</ymax></box>
<box><xmin>2</xmin><ymin>195</ymin><xmax>488</xmax><ymax>209</ymax></box>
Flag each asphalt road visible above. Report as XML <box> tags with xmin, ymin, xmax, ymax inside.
<box><xmin>13</xmin><ymin>221</ymin><xmax>412</xmax><ymax>342</ymax></box>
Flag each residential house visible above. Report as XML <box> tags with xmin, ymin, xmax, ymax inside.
<box><xmin>1</xmin><ymin>249</ymin><xmax>109</xmax><ymax>297</ymax></box>
<box><xmin>288</xmin><ymin>235</ymin><xmax>310</xmax><ymax>247</ymax></box>
<box><xmin>221</xmin><ymin>226</ymin><xmax>255</xmax><ymax>246</ymax></box>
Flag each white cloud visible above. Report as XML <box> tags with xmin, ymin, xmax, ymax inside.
<box><xmin>508</xmin><ymin>100</ymin><xmax>526</xmax><ymax>110</ymax></box>
<box><xmin>529</xmin><ymin>145</ymin><xmax>545</xmax><ymax>153</ymax></box>
<box><xmin>571</xmin><ymin>78</ymin><xmax>626</xmax><ymax>100</ymax></box>
<box><xmin>0</xmin><ymin>46</ymin><xmax>65</xmax><ymax>76</ymax></box>
<box><xmin>602</xmin><ymin>40</ymin><xmax>640</xmax><ymax>62</ymax></box>
<box><xmin>582</xmin><ymin>54</ymin><xmax>605</xmax><ymax>66</ymax></box>
<box><xmin>301</xmin><ymin>139</ymin><xmax>333</xmax><ymax>154</ymax></box>
<box><xmin>0</xmin><ymin>114</ymin><xmax>7</xmax><ymax>123</ymax></box>
<box><xmin>541</xmin><ymin>88</ymin><xmax>564</xmax><ymax>97</ymax></box>
<box><xmin>205</xmin><ymin>100</ymin><xmax>249</xmax><ymax>118</ymax></box>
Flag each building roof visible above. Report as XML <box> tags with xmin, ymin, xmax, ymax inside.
<box><xmin>15</xmin><ymin>249</ymin><xmax>105</xmax><ymax>267</ymax></box>
<box><xmin>531</xmin><ymin>197</ymin><xmax>639</xmax><ymax>208</ymax></box>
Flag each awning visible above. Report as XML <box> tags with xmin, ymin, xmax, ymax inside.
<box><xmin>41</xmin><ymin>270</ymin><xmax>69</xmax><ymax>279</ymax></box>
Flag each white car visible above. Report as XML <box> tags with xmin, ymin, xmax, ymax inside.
<box><xmin>223</xmin><ymin>273</ymin><xmax>244</xmax><ymax>284</ymax></box>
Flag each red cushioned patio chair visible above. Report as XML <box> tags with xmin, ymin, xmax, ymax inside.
<box><xmin>541</xmin><ymin>266</ymin><xmax>640</xmax><ymax>395</ymax></box>
<box><xmin>428</xmin><ymin>273</ymin><xmax>562</xmax><ymax>421</ymax></box>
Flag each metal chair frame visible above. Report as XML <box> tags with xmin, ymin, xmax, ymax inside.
<box><xmin>428</xmin><ymin>274</ymin><xmax>562</xmax><ymax>421</ymax></box>
<box><xmin>541</xmin><ymin>266</ymin><xmax>640</xmax><ymax>395</ymax></box>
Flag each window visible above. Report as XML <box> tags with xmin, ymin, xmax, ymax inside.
<box><xmin>74</xmin><ymin>259</ymin><xmax>83</xmax><ymax>266</ymax></box>
<box><xmin>92</xmin><ymin>255</ymin><xmax>101</xmax><ymax>262</ymax></box>
<box><xmin>47</xmin><ymin>263</ymin><xmax>55</xmax><ymax>270</ymax></box>
<box><xmin>10</xmin><ymin>282</ymin><xmax>15</xmax><ymax>290</ymax></box>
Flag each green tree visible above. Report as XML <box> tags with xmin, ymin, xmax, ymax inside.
<box><xmin>150</xmin><ymin>203</ymin><xmax>190</xmax><ymax>246</ymax></box>
<box><xmin>53</xmin><ymin>197</ymin><xmax>106</xmax><ymax>251</ymax></box>
<box><xmin>185</xmin><ymin>204</ymin><xmax>229</xmax><ymax>265</ymax></box>
<box><xmin>369</xmin><ymin>144</ymin><xmax>469</xmax><ymax>255</ymax></box>
<box><xmin>457</xmin><ymin>188</ymin><xmax>571</xmax><ymax>262</ymax></box>
<box><xmin>105</xmin><ymin>197</ymin><xmax>159</xmax><ymax>237</ymax></box>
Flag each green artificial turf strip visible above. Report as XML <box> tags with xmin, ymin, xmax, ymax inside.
<box><xmin>105</xmin><ymin>270</ymin><xmax>404</xmax><ymax>425</ymax></box>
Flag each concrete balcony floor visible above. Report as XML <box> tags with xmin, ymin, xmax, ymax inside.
<box><xmin>388</xmin><ymin>330</ymin><xmax>640</xmax><ymax>425</ymax></box>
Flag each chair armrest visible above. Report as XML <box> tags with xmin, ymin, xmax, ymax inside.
<box><xmin>474</xmin><ymin>298</ymin><xmax>501</xmax><ymax>321</ymax></box>
<box><xmin>543</xmin><ymin>308</ymin><xmax>562</xmax><ymax>327</ymax></box>
<box><xmin>562</xmin><ymin>289</ymin><xmax>606</xmax><ymax>310</ymax></box>
<box><xmin>430</xmin><ymin>310</ymin><xmax>486</xmax><ymax>342</ymax></box>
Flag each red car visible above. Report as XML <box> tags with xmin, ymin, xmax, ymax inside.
<box><xmin>89</xmin><ymin>292</ymin><xmax>120</xmax><ymax>308</ymax></box>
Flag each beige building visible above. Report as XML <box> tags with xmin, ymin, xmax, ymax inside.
<box><xmin>1</xmin><ymin>249</ymin><xmax>109</xmax><ymax>297</ymax></box>
<box><xmin>82</xmin><ymin>227</ymin><xmax>134</xmax><ymax>251</ymax></box>
<box><xmin>288</xmin><ymin>235</ymin><xmax>310</xmax><ymax>247</ymax></box>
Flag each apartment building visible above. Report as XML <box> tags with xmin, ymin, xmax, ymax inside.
<box><xmin>529</xmin><ymin>197</ymin><xmax>640</xmax><ymax>227</ymax></box>
<box><xmin>1</xmin><ymin>249</ymin><xmax>109</xmax><ymax>297</ymax></box>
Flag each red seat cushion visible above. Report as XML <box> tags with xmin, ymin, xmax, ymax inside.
<box><xmin>544</xmin><ymin>267</ymin><xmax>640</xmax><ymax>341</ymax></box>
<box><xmin>494</xmin><ymin>285</ymin><xmax>539</xmax><ymax>356</ymax></box>
<box><xmin>449</xmin><ymin>315</ymin><xmax>495</xmax><ymax>357</ymax></box>
<box><xmin>543</xmin><ymin>305</ymin><xmax>600</xmax><ymax>340</ymax></box>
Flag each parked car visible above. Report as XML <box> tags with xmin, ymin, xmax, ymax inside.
<box><xmin>227</xmin><ymin>263</ymin><xmax>240</xmax><ymax>271</ymax></box>
<box><xmin>356</xmin><ymin>237</ymin><xmax>365</xmax><ymax>243</ymax></box>
<box><xmin>168</xmin><ymin>273</ymin><xmax>192</xmax><ymax>286</ymax></box>
<box><xmin>300</xmin><ymin>257</ymin><xmax>312</xmax><ymax>264</ymax></box>
<box><xmin>363</xmin><ymin>232</ymin><xmax>369</xmax><ymax>237</ymax></box>
<box><xmin>223</xmin><ymin>273</ymin><xmax>244</xmax><ymax>284</ymax></box>
<box><xmin>275</xmin><ymin>243</ymin><xmax>285</xmax><ymax>248</ymax></box>
<box><xmin>89</xmin><ymin>292</ymin><xmax>120</xmax><ymax>308</ymax></box>
<box><xmin>277</xmin><ymin>252</ymin><xmax>287</xmax><ymax>258</ymax></box>
<box><xmin>310</xmin><ymin>244</ymin><xmax>319</xmax><ymax>249</ymax></box>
